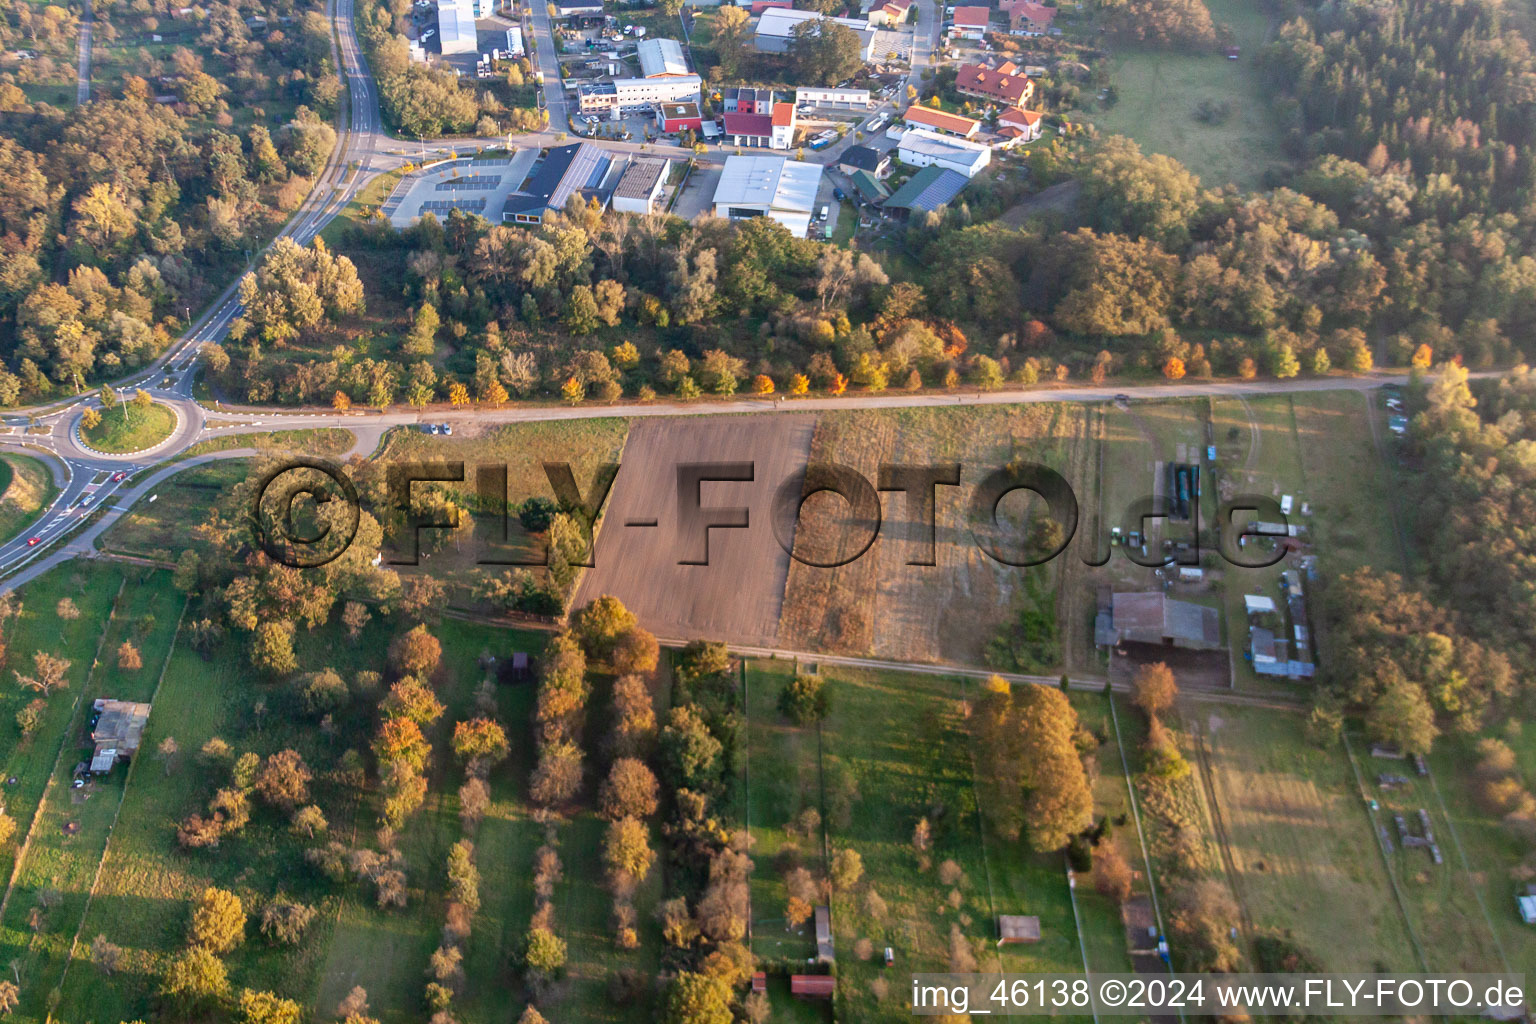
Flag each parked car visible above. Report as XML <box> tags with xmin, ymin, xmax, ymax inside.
<box><xmin>833</xmin><ymin>187</ymin><xmax>846</xmax><ymax>202</ymax></box>
<box><xmin>441</xmin><ymin>424</ymin><xmax>454</xmax><ymax>435</ymax></box>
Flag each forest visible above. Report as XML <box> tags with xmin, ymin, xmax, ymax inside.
<box><xmin>0</xmin><ymin>0</ymin><xmax>339</xmax><ymax>398</ymax></box>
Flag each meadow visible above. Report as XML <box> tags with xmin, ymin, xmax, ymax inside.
<box><xmin>742</xmin><ymin>660</ymin><xmax>1126</xmax><ymax>1023</ymax></box>
<box><xmin>0</xmin><ymin>454</ymin><xmax>56</xmax><ymax>547</ymax></box>
<box><xmin>1076</xmin><ymin>0</ymin><xmax>1287</xmax><ymax>191</ymax></box>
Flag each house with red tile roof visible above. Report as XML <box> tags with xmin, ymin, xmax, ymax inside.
<box><xmin>903</xmin><ymin>104</ymin><xmax>981</xmax><ymax>139</ymax></box>
<box><xmin>955</xmin><ymin>61</ymin><xmax>1036</xmax><ymax>105</ymax></box>
<box><xmin>997</xmin><ymin>105</ymin><xmax>1044</xmax><ymax>140</ymax></box>
<box><xmin>949</xmin><ymin>5</ymin><xmax>991</xmax><ymax>39</ymax></box>
<box><xmin>867</xmin><ymin>0</ymin><xmax>912</xmax><ymax>27</ymax></box>
<box><xmin>1002</xmin><ymin>0</ymin><xmax>1056</xmax><ymax>35</ymax></box>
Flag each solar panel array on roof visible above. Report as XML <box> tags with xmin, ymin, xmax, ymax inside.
<box><xmin>420</xmin><ymin>198</ymin><xmax>488</xmax><ymax>215</ymax></box>
<box><xmin>435</xmin><ymin>175</ymin><xmax>502</xmax><ymax>191</ymax></box>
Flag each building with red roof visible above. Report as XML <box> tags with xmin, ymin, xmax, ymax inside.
<box><xmin>955</xmin><ymin>61</ymin><xmax>1036</xmax><ymax>106</ymax></box>
<box><xmin>1001</xmin><ymin>0</ymin><xmax>1056</xmax><ymax>34</ymax></box>
<box><xmin>949</xmin><ymin>5</ymin><xmax>991</xmax><ymax>39</ymax></box>
<box><xmin>791</xmin><ymin>975</ymin><xmax>836</xmax><ymax>999</ymax></box>
<box><xmin>903</xmin><ymin>105</ymin><xmax>981</xmax><ymax>139</ymax></box>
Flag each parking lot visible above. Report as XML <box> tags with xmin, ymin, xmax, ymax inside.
<box><xmin>670</xmin><ymin>161</ymin><xmax>720</xmax><ymax>220</ymax></box>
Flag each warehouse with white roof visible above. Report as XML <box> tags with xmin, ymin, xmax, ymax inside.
<box><xmin>712</xmin><ymin>155</ymin><xmax>823</xmax><ymax>237</ymax></box>
<box><xmin>637</xmin><ymin>37</ymin><xmax>690</xmax><ymax>77</ymax></box>
<box><xmin>436</xmin><ymin>0</ymin><xmax>478</xmax><ymax>53</ymax></box>
<box><xmin>754</xmin><ymin>7</ymin><xmax>876</xmax><ymax>59</ymax></box>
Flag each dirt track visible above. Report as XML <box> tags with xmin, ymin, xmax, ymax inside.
<box><xmin>572</xmin><ymin>415</ymin><xmax>816</xmax><ymax>646</ymax></box>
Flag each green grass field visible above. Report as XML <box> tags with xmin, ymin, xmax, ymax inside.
<box><xmin>0</xmin><ymin>454</ymin><xmax>57</xmax><ymax>547</ymax></box>
<box><xmin>80</xmin><ymin>404</ymin><xmax>176</xmax><ymax>454</ymax></box>
<box><xmin>743</xmin><ymin>662</ymin><xmax>1117</xmax><ymax>1023</ymax></box>
<box><xmin>1077</xmin><ymin>0</ymin><xmax>1286</xmax><ymax>190</ymax></box>
<box><xmin>0</xmin><ymin>571</ymin><xmax>185</xmax><ymax>1022</ymax></box>
<box><xmin>101</xmin><ymin>459</ymin><xmax>249</xmax><ymax>561</ymax></box>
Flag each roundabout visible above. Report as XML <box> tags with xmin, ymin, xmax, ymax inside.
<box><xmin>74</xmin><ymin>401</ymin><xmax>182</xmax><ymax>458</ymax></box>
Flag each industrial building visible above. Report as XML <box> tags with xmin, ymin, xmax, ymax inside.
<box><xmin>637</xmin><ymin>37</ymin><xmax>690</xmax><ymax>77</ymax></box>
<box><xmin>753</xmin><ymin>7</ymin><xmax>876</xmax><ymax>60</ymax></box>
<box><xmin>436</xmin><ymin>0</ymin><xmax>478</xmax><ymax>54</ymax></box>
<box><xmin>882</xmin><ymin>165</ymin><xmax>969</xmax><ymax>216</ymax></box>
<box><xmin>501</xmin><ymin>143</ymin><xmax>622</xmax><ymax>223</ymax></box>
<box><xmin>1099</xmin><ymin>592</ymin><xmax>1222</xmax><ymax>651</ymax></box>
<box><xmin>712</xmin><ymin>154</ymin><xmax>823</xmax><ymax>236</ymax></box>
<box><xmin>897</xmin><ymin>127</ymin><xmax>992</xmax><ymax>177</ymax></box>
<box><xmin>611</xmin><ymin>157</ymin><xmax>670</xmax><ymax>214</ymax></box>
<box><xmin>577</xmin><ymin>74</ymin><xmax>702</xmax><ymax>117</ymax></box>
<box><xmin>504</xmin><ymin>25</ymin><xmax>524</xmax><ymax>55</ymax></box>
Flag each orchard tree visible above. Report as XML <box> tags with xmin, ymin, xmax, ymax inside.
<box><xmin>451</xmin><ymin>717</ymin><xmax>510</xmax><ymax>766</ymax></box>
<box><xmin>598</xmin><ymin>758</ymin><xmax>659</xmax><ymax>820</ymax></box>
<box><xmin>161</xmin><ymin>945</ymin><xmax>230</xmax><ymax>1011</ymax></box>
<box><xmin>572</xmin><ymin>595</ymin><xmax>638</xmax><ymax>659</ymax></box>
<box><xmin>390</xmin><ymin>624</ymin><xmax>442</xmax><ymax>677</ymax></box>
<box><xmin>602</xmin><ymin>816</ymin><xmax>655</xmax><ymax>884</ymax></box>
<box><xmin>254</xmin><ymin>750</ymin><xmax>312</xmax><ymax>809</ymax></box>
<box><xmin>188</xmin><ymin>886</ymin><xmax>246</xmax><ymax>953</ymax></box>
<box><xmin>664</xmin><ymin>972</ymin><xmax>732</xmax><ymax>1024</ymax></box>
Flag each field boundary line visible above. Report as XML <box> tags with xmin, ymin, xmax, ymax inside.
<box><xmin>1339</xmin><ymin>730</ymin><xmax>1428</xmax><ymax>970</ymax></box>
<box><xmin>957</xmin><ymin>676</ymin><xmax>1003</xmax><ymax>971</ymax></box>
<box><xmin>1062</xmin><ymin>859</ymin><xmax>1100</xmax><ymax>1024</ymax></box>
<box><xmin>1105</xmin><ymin>693</ymin><xmax>1166</xmax><ymax>937</ymax></box>
<box><xmin>0</xmin><ymin>576</ymin><xmax>126</xmax><ymax>925</ymax></box>
<box><xmin>50</xmin><ymin>595</ymin><xmax>189</xmax><ymax>1015</ymax></box>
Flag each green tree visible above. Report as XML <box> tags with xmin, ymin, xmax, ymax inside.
<box><xmin>572</xmin><ymin>594</ymin><xmax>638</xmax><ymax>658</ymax></box>
<box><xmin>663</xmin><ymin>971</ymin><xmax>733</xmax><ymax>1024</ymax></box>
<box><xmin>562</xmin><ymin>285</ymin><xmax>601</xmax><ymax>335</ymax></box>
<box><xmin>238</xmin><ymin>988</ymin><xmax>303</xmax><ymax>1024</ymax></box>
<box><xmin>451</xmin><ymin>717</ymin><xmax>510</xmax><ymax>765</ymax></box>
<box><xmin>523</xmin><ymin>925</ymin><xmax>567</xmax><ymax>977</ymax></box>
<box><xmin>188</xmin><ymin>887</ymin><xmax>246</xmax><ymax>953</ymax></box>
<box><xmin>161</xmin><ymin>945</ymin><xmax>230</xmax><ymax>1011</ymax></box>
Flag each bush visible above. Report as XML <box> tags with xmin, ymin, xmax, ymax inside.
<box><xmin>778</xmin><ymin>675</ymin><xmax>829</xmax><ymax>725</ymax></box>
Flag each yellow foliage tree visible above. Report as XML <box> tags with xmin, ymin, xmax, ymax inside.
<box><xmin>1163</xmin><ymin>356</ymin><xmax>1186</xmax><ymax>380</ymax></box>
<box><xmin>752</xmin><ymin>374</ymin><xmax>774</xmax><ymax>395</ymax></box>
<box><xmin>331</xmin><ymin>391</ymin><xmax>350</xmax><ymax>411</ymax></box>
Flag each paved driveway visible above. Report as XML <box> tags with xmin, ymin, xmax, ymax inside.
<box><xmin>671</xmin><ymin>161</ymin><xmax>720</xmax><ymax>220</ymax></box>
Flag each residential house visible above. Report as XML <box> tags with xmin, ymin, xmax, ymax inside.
<box><xmin>722</xmin><ymin>85</ymin><xmax>772</xmax><ymax>113</ymax></box>
<box><xmin>996</xmin><ymin>105</ymin><xmax>1043</xmax><ymax>143</ymax></box>
<box><xmin>949</xmin><ymin>5</ymin><xmax>990</xmax><ymax>39</ymax></box>
<box><xmin>897</xmin><ymin>127</ymin><xmax>992</xmax><ymax>177</ymax></box>
<box><xmin>1001</xmin><ymin>0</ymin><xmax>1056</xmax><ymax>34</ymax></box>
<box><xmin>866</xmin><ymin>0</ymin><xmax>912</xmax><ymax>27</ymax></box>
<box><xmin>838</xmin><ymin>143</ymin><xmax>890</xmax><ymax>176</ymax></box>
<box><xmin>722</xmin><ymin>101</ymin><xmax>795</xmax><ymax>148</ymax></box>
<box><xmin>955</xmin><ymin>60</ymin><xmax>1036</xmax><ymax>106</ymax></box>
<box><xmin>903</xmin><ymin>104</ymin><xmax>981</xmax><ymax>138</ymax></box>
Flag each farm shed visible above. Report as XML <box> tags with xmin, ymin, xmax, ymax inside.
<box><xmin>791</xmin><ymin>975</ymin><xmax>836</xmax><ymax>998</ymax></box>
<box><xmin>998</xmin><ymin>914</ymin><xmax>1041</xmax><ymax>944</ymax></box>
<box><xmin>815</xmin><ymin>904</ymin><xmax>835</xmax><ymax>962</ymax></box>
<box><xmin>91</xmin><ymin>699</ymin><xmax>151</xmax><ymax>768</ymax></box>
<box><xmin>1108</xmin><ymin>592</ymin><xmax>1221</xmax><ymax>650</ymax></box>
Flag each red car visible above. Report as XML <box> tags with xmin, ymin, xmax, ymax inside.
<box><xmin>111</xmin><ymin>471</ymin><xmax>126</xmax><ymax>482</ymax></box>
<box><xmin>26</xmin><ymin>536</ymin><xmax>40</xmax><ymax>546</ymax></box>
